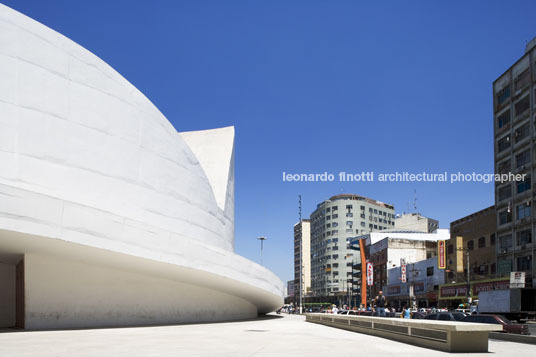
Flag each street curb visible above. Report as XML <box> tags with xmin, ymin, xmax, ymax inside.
<box><xmin>489</xmin><ymin>332</ymin><xmax>536</xmax><ymax>345</ymax></box>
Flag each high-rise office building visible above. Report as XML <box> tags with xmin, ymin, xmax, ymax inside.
<box><xmin>310</xmin><ymin>194</ymin><xmax>395</xmax><ymax>297</ymax></box>
<box><xmin>293</xmin><ymin>220</ymin><xmax>311</xmax><ymax>300</ymax></box>
<box><xmin>493</xmin><ymin>37</ymin><xmax>536</xmax><ymax>287</ymax></box>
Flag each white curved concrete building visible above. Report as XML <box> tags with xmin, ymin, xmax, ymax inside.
<box><xmin>0</xmin><ymin>4</ymin><xmax>284</xmax><ymax>329</ymax></box>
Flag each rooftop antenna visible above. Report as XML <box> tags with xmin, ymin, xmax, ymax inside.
<box><xmin>413</xmin><ymin>189</ymin><xmax>418</xmax><ymax>213</ymax></box>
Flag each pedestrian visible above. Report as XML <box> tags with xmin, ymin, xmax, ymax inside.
<box><xmin>402</xmin><ymin>304</ymin><xmax>411</xmax><ymax>319</ymax></box>
<box><xmin>374</xmin><ymin>291</ymin><xmax>387</xmax><ymax>317</ymax></box>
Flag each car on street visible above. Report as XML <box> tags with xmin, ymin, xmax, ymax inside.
<box><xmin>411</xmin><ymin>311</ymin><xmax>427</xmax><ymax>319</ymax></box>
<box><xmin>462</xmin><ymin>314</ymin><xmax>530</xmax><ymax>335</ymax></box>
<box><xmin>423</xmin><ymin>312</ymin><xmax>466</xmax><ymax>321</ymax></box>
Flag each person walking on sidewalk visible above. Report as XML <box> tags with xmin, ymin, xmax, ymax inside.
<box><xmin>374</xmin><ymin>291</ymin><xmax>387</xmax><ymax>317</ymax></box>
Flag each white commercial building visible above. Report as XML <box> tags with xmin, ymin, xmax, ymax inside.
<box><xmin>0</xmin><ymin>4</ymin><xmax>283</xmax><ymax>329</ymax></box>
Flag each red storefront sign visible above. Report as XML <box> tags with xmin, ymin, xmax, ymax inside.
<box><xmin>366</xmin><ymin>262</ymin><xmax>373</xmax><ymax>286</ymax></box>
<box><xmin>438</xmin><ymin>240</ymin><xmax>446</xmax><ymax>269</ymax></box>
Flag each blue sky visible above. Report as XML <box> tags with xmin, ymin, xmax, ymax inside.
<box><xmin>4</xmin><ymin>0</ymin><xmax>536</xmax><ymax>283</ymax></box>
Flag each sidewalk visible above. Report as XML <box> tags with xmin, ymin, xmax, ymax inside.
<box><xmin>0</xmin><ymin>314</ymin><xmax>532</xmax><ymax>356</ymax></box>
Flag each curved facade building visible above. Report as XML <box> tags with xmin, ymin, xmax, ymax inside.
<box><xmin>0</xmin><ymin>4</ymin><xmax>283</xmax><ymax>329</ymax></box>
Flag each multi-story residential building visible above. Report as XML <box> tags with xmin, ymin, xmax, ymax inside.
<box><xmin>493</xmin><ymin>37</ymin><xmax>536</xmax><ymax>287</ymax></box>
<box><xmin>395</xmin><ymin>213</ymin><xmax>439</xmax><ymax>233</ymax></box>
<box><xmin>447</xmin><ymin>206</ymin><xmax>497</xmax><ymax>283</ymax></box>
<box><xmin>310</xmin><ymin>194</ymin><xmax>395</xmax><ymax>298</ymax></box>
<box><xmin>293</xmin><ymin>219</ymin><xmax>311</xmax><ymax>300</ymax></box>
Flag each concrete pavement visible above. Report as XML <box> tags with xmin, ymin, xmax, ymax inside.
<box><xmin>0</xmin><ymin>314</ymin><xmax>532</xmax><ymax>356</ymax></box>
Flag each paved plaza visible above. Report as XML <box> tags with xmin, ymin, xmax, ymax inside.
<box><xmin>0</xmin><ymin>314</ymin><xmax>533</xmax><ymax>356</ymax></box>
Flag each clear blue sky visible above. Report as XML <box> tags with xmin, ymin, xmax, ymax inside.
<box><xmin>4</xmin><ymin>0</ymin><xmax>535</xmax><ymax>283</ymax></box>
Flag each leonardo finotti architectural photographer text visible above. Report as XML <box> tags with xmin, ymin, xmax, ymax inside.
<box><xmin>282</xmin><ymin>171</ymin><xmax>527</xmax><ymax>184</ymax></box>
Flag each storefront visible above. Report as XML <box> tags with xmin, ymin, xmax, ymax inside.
<box><xmin>438</xmin><ymin>277</ymin><xmax>510</xmax><ymax>308</ymax></box>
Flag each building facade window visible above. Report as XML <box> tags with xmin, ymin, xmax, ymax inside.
<box><xmin>498</xmin><ymin>160</ymin><xmax>510</xmax><ymax>174</ymax></box>
<box><xmin>515</xmin><ymin>95</ymin><xmax>530</xmax><ymax>117</ymax></box>
<box><xmin>515</xmin><ymin>123</ymin><xmax>530</xmax><ymax>143</ymax></box>
<box><xmin>498</xmin><ymin>136</ymin><xmax>510</xmax><ymax>152</ymax></box>
<box><xmin>515</xmin><ymin>149</ymin><xmax>530</xmax><ymax>168</ymax></box>
<box><xmin>516</xmin><ymin>229</ymin><xmax>532</xmax><ymax>246</ymax></box>
<box><xmin>497</xmin><ymin>110</ymin><xmax>510</xmax><ymax>129</ymax></box>
<box><xmin>516</xmin><ymin>204</ymin><xmax>531</xmax><ymax>220</ymax></box>
<box><xmin>515</xmin><ymin>69</ymin><xmax>531</xmax><ymax>91</ymax></box>
<box><xmin>517</xmin><ymin>256</ymin><xmax>532</xmax><ymax>271</ymax></box>
<box><xmin>490</xmin><ymin>233</ymin><xmax>496</xmax><ymax>245</ymax></box>
<box><xmin>499</xmin><ymin>234</ymin><xmax>513</xmax><ymax>249</ymax></box>
<box><xmin>498</xmin><ymin>184</ymin><xmax>512</xmax><ymax>201</ymax></box>
<box><xmin>499</xmin><ymin>210</ymin><xmax>512</xmax><ymax>225</ymax></box>
<box><xmin>497</xmin><ymin>85</ymin><xmax>511</xmax><ymax>105</ymax></box>
<box><xmin>467</xmin><ymin>240</ymin><xmax>474</xmax><ymax>250</ymax></box>
<box><xmin>517</xmin><ymin>176</ymin><xmax>531</xmax><ymax>194</ymax></box>
<box><xmin>478</xmin><ymin>236</ymin><xmax>486</xmax><ymax>248</ymax></box>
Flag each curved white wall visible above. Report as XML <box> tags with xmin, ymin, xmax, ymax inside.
<box><xmin>0</xmin><ymin>4</ymin><xmax>233</xmax><ymax>251</ymax></box>
<box><xmin>0</xmin><ymin>4</ymin><xmax>284</xmax><ymax>328</ymax></box>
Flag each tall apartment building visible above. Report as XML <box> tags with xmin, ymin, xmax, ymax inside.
<box><xmin>293</xmin><ymin>220</ymin><xmax>311</xmax><ymax>300</ymax></box>
<box><xmin>310</xmin><ymin>194</ymin><xmax>395</xmax><ymax>297</ymax></box>
<box><xmin>395</xmin><ymin>213</ymin><xmax>439</xmax><ymax>233</ymax></box>
<box><xmin>447</xmin><ymin>206</ymin><xmax>497</xmax><ymax>283</ymax></box>
<box><xmin>493</xmin><ymin>37</ymin><xmax>536</xmax><ymax>287</ymax></box>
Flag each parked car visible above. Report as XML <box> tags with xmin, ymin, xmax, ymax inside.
<box><xmin>358</xmin><ymin>311</ymin><xmax>374</xmax><ymax>316</ymax></box>
<box><xmin>462</xmin><ymin>314</ymin><xmax>530</xmax><ymax>335</ymax></box>
<box><xmin>424</xmin><ymin>312</ymin><xmax>466</xmax><ymax>321</ymax></box>
<box><xmin>338</xmin><ymin>310</ymin><xmax>359</xmax><ymax>316</ymax></box>
<box><xmin>411</xmin><ymin>311</ymin><xmax>427</xmax><ymax>319</ymax></box>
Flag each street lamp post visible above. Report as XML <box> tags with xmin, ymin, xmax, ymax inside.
<box><xmin>257</xmin><ymin>236</ymin><xmax>267</xmax><ymax>265</ymax></box>
<box><xmin>299</xmin><ymin>195</ymin><xmax>303</xmax><ymax>314</ymax></box>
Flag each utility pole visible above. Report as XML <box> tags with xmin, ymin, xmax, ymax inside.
<box><xmin>466</xmin><ymin>250</ymin><xmax>471</xmax><ymax>304</ymax></box>
<box><xmin>299</xmin><ymin>194</ymin><xmax>303</xmax><ymax>314</ymax></box>
<box><xmin>257</xmin><ymin>236</ymin><xmax>267</xmax><ymax>265</ymax></box>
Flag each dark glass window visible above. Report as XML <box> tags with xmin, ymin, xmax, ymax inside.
<box><xmin>497</xmin><ymin>85</ymin><xmax>511</xmax><ymax>105</ymax></box>
<box><xmin>498</xmin><ymin>184</ymin><xmax>511</xmax><ymax>201</ymax></box>
<box><xmin>515</xmin><ymin>95</ymin><xmax>530</xmax><ymax>116</ymax></box>
<box><xmin>515</xmin><ymin>69</ymin><xmax>531</xmax><ymax>91</ymax></box>
<box><xmin>497</xmin><ymin>110</ymin><xmax>510</xmax><ymax>129</ymax></box>
<box><xmin>498</xmin><ymin>136</ymin><xmax>510</xmax><ymax>152</ymax></box>
<box><xmin>515</xmin><ymin>123</ymin><xmax>530</xmax><ymax>142</ymax></box>
<box><xmin>517</xmin><ymin>176</ymin><xmax>531</xmax><ymax>194</ymax></box>
<box><xmin>498</xmin><ymin>160</ymin><xmax>510</xmax><ymax>175</ymax></box>
<box><xmin>516</xmin><ymin>204</ymin><xmax>531</xmax><ymax>220</ymax></box>
<box><xmin>517</xmin><ymin>256</ymin><xmax>532</xmax><ymax>271</ymax></box>
<box><xmin>478</xmin><ymin>237</ymin><xmax>486</xmax><ymax>248</ymax></box>
<box><xmin>467</xmin><ymin>240</ymin><xmax>474</xmax><ymax>250</ymax></box>
<box><xmin>517</xmin><ymin>229</ymin><xmax>532</xmax><ymax>245</ymax></box>
<box><xmin>515</xmin><ymin>150</ymin><xmax>530</xmax><ymax>168</ymax></box>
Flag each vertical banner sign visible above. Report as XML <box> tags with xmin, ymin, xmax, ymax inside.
<box><xmin>366</xmin><ymin>261</ymin><xmax>373</xmax><ymax>286</ymax></box>
<box><xmin>438</xmin><ymin>240</ymin><xmax>446</xmax><ymax>269</ymax></box>
<box><xmin>401</xmin><ymin>263</ymin><xmax>407</xmax><ymax>283</ymax></box>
